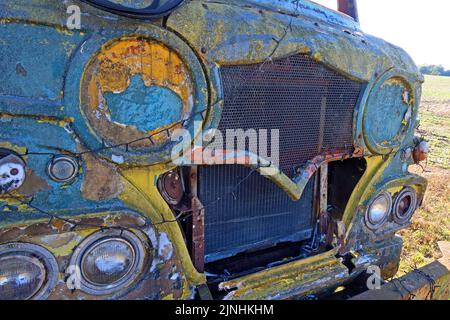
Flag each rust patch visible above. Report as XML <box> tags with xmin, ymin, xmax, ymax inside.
<box><xmin>80</xmin><ymin>152</ymin><xmax>124</xmax><ymax>201</ymax></box>
<box><xmin>17</xmin><ymin>168</ymin><xmax>51</xmax><ymax>196</ymax></box>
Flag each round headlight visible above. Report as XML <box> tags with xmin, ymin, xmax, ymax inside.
<box><xmin>365</xmin><ymin>192</ymin><xmax>392</xmax><ymax>230</ymax></box>
<box><xmin>70</xmin><ymin>230</ymin><xmax>146</xmax><ymax>295</ymax></box>
<box><xmin>81</xmin><ymin>238</ymin><xmax>135</xmax><ymax>286</ymax></box>
<box><xmin>0</xmin><ymin>243</ymin><xmax>58</xmax><ymax>300</ymax></box>
<box><xmin>393</xmin><ymin>187</ymin><xmax>418</xmax><ymax>224</ymax></box>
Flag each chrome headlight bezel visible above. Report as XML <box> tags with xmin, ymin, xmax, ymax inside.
<box><xmin>0</xmin><ymin>242</ymin><xmax>58</xmax><ymax>300</ymax></box>
<box><xmin>365</xmin><ymin>192</ymin><xmax>393</xmax><ymax>230</ymax></box>
<box><xmin>69</xmin><ymin>229</ymin><xmax>146</xmax><ymax>296</ymax></box>
<box><xmin>393</xmin><ymin>187</ymin><xmax>418</xmax><ymax>224</ymax></box>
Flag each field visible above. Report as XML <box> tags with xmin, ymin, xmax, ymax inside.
<box><xmin>397</xmin><ymin>75</ymin><xmax>450</xmax><ymax>274</ymax></box>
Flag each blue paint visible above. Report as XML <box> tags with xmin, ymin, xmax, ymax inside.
<box><xmin>365</xmin><ymin>82</ymin><xmax>408</xmax><ymax>144</ymax></box>
<box><xmin>0</xmin><ymin>118</ymin><xmax>123</xmax><ymax>221</ymax></box>
<box><xmin>110</xmin><ymin>0</ymin><xmax>153</xmax><ymax>9</ymax></box>
<box><xmin>0</xmin><ymin>23</ymin><xmax>84</xmax><ymax>101</ymax></box>
<box><xmin>104</xmin><ymin>75</ymin><xmax>183</xmax><ymax>132</ymax></box>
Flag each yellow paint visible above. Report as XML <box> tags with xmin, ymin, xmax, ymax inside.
<box><xmin>81</xmin><ymin>36</ymin><xmax>194</xmax><ymax>148</ymax></box>
<box><xmin>91</xmin><ymin>37</ymin><xmax>193</xmax><ymax>114</ymax></box>
<box><xmin>342</xmin><ymin>156</ymin><xmax>388</xmax><ymax>227</ymax></box>
<box><xmin>119</xmin><ymin>165</ymin><xmax>206</xmax><ymax>286</ymax></box>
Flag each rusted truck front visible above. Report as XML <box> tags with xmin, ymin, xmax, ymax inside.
<box><xmin>0</xmin><ymin>0</ymin><xmax>446</xmax><ymax>300</ymax></box>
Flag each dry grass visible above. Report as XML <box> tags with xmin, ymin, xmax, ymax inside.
<box><xmin>397</xmin><ymin>75</ymin><xmax>450</xmax><ymax>275</ymax></box>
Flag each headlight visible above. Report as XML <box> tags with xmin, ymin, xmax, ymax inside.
<box><xmin>393</xmin><ymin>187</ymin><xmax>418</xmax><ymax>224</ymax></box>
<box><xmin>365</xmin><ymin>192</ymin><xmax>392</xmax><ymax>230</ymax></box>
<box><xmin>70</xmin><ymin>229</ymin><xmax>146</xmax><ymax>295</ymax></box>
<box><xmin>0</xmin><ymin>243</ymin><xmax>58</xmax><ymax>300</ymax></box>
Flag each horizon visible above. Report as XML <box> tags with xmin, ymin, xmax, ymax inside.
<box><xmin>312</xmin><ymin>0</ymin><xmax>450</xmax><ymax>70</ymax></box>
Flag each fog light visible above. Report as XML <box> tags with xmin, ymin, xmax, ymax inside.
<box><xmin>365</xmin><ymin>192</ymin><xmax>392</xmax><ymax>230</ymax></box>
<box><xmin>0</xmin><ymin>243</ymin><xmax>58</xmax><ymax>300</ymax></box>
<box><xmin>47</xmin><ymin>156</ymin><xmax>79</xmax><ymax>183</ymax></box>
<box><xmin>393</xmin><ymin>187</ymin><xmax>418</xmax><ymax>224</ymax></box>
<box><xmin>70</xmin><ymin>229</ymin><xmax>146</xmax><ymax>295</ymax></box>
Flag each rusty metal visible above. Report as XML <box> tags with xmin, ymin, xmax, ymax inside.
<box><xmin>0</xmin><ymin>0</ymin><xmax>435</xmax><ymax>300</ymax></box>
<box><xmin>189</xmin><ymin>166</ymin><xmax>205</xmax><ymax>273</ymax></box>
<box><xmin>337</xmin><ymin>0</ymin><xmax>359</xmax><ymax>22</ymax></box>
<box><xmin>198</xmin><ymin>165</ymin><xmax>315</xmax><ymax>263</ymax></box>
<box><xmin>218</xmin><ymin>54</ymin><xmax>363</xmax><ymax>177</ymax></box>
<box><xmin>351</xmin><ymin>241</ymin><xmax>450</xmax><ymax>300</ymax></box>
<box><xmin>413</xmin><ymin>140</ymin><xmax>429</xmax><ymax>163</ymax></box>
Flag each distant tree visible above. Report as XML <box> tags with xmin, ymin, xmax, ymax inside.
<box><xmin>420</xmin><ymin>64</ymin><xmax>449</xmax><ymax>76</ymax></box>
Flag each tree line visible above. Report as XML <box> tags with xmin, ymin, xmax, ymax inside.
<box><xmin>419</xmin><ymin>64</ymin><xmax>450</xmax><ymax>77</ymax></box>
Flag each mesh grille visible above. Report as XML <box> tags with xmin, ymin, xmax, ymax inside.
<box><xmin>219</xmin><ymin>54</ymin><xmax>363</xmax><ymax>177</ymax></box>
<box><xmin>199</xmin><ymin>165</ymin><xmax>314</xmax><ymax>263</ymax></box>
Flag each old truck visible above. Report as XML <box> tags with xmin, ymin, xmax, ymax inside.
<box><xmin>0</xmin><ymin>0</ymin><xmax>448</xmax><ymax>300</ymax></box>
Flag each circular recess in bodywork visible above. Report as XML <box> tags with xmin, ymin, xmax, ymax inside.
<box><xmin>64</xmin><ymin>27</ymin><xmax>208</xmax><ymax>165</ymax></box>
<box><xmin>84</xmin><ymin>0</ymin><xmax>185</xmax><ymax>18</ymax></box>
<box><xmin>363</xmin><ymin>75</ymin><xmax>414</xmax><ymax>155</ymax></box>
<box><xmin>81</xmin><ymin>37</ymin><xmax>193</xmax><ymax>152</ymax></box>
<box><xmin>46</xmin><ymin>156</ymin><xmax>79</xmax><ymax>183</ymax></box>
<box><xmin>0</xmin><ymin>243</ymin><xmax>59</xmax><ymax>300</ymax></box>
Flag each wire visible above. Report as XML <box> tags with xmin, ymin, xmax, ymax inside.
<box><xmin>4</xmin><ymin>163</ymin><xmax>263</xmax><ymax>232</ymax></box>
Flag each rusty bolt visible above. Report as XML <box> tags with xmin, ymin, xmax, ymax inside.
<box><xmin>413</xmin><ymin>140</ymin><xmax>429</xmax><ymax>163</ymax></box>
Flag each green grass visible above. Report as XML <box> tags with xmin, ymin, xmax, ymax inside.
<box><xmin>418</xmin><ymin>110</ymin><xmax>450</xmax><ymax>169</ymax></box>
<box><xmin>422</xmin><ymin>75</ymin><xmax>450</xmax><ymax>100</ymax></box>
<box><xmin>398</xmin><ymin>75</ymin><xmax>450</xmax><ymax>275</ymax></box>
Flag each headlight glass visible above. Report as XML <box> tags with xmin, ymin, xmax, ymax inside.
<box><xmin>81</xmin><ymin>238</ymin><xmax>135</xmax><ymax>286</ymax></box>
<box><xmin>0</xmin><ymin>243</ymin><xmax>58</xmax><ymax>300</ymax></box>
<box><xmin>0</xmin><ymin>255</ymin><xmax>45</xmax><ymax>300</ymax></box>
<box><xmin>393</xmin><ymin>187</ymin><xmax>418</xmax><ymax>224</ymax></box>
<box><xmin>70</xmin><ymin>229</ymin><xmax>147</xmax><ymax>295</ymax></box>
<box><xmin>366</xmin><ymin>192</ymin><xmax>392</xmax><ymax>229</ymax></box>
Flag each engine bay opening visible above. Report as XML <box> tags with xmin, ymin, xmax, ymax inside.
<box><xmin>158</xmin><ymin>158</ymin><xmax>367</xmax><ymax>290</ymax></box>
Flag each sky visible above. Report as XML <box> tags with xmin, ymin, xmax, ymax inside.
<box><xmin>312</xmin><ymin>0</ymin><xmax>450</xmax><ymax>69</ymax></box>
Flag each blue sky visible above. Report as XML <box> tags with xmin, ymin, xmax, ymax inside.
<box><xmin>313</xmin><ymin>0</ymin><xmax>450</xmax><ymax>69</ymax></box>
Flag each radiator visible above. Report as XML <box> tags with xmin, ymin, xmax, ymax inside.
<box><xmin>199</xmin><ymin>165</ymin><xmax>315</xmax><ymax>263</ymax></box>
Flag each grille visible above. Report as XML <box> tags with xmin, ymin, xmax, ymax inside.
<box><xmin>199</xmin><ymin>165</ymin><xmax>314</xmax><ymax>263</ymax></box>
<box><xmin>219</xmin><ymin>54</ymin><xmax>363</xmax><ymax>177</ymax></box>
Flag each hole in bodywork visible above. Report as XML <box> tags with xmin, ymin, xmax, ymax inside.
<box><xmin>159</xmin><ymin>159</ymin><xmax>367</xmax><ymax>296</ymax></box>
<box><xmin>328</xmin><ymin>158</ymin><xmax>367</xmax><ymax>221</ymax></box>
